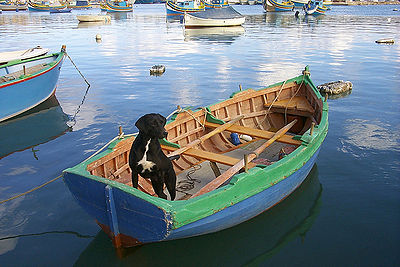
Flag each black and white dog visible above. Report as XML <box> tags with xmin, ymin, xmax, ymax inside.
<box><xmin>129</xmin><ymin>113</ymin><xmax>178</xmax><ymax>200</ymax></box>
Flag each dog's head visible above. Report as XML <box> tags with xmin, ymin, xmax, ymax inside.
<box><xmin>135</xmin><ymin>113</ymin><xmax>168</xmax><ymax>139</ymax></box>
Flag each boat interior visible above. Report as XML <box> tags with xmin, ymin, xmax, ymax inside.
<box><xmin>87</xmin><ymin>79</ymin><xmax>323</xmax><ymax>200</ymax></box>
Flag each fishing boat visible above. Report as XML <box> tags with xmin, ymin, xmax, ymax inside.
<box><xmin>0</xmin><ymin>95</ymin><xmax>70</xmax><ymax>159</ymax></box>
<box><xmin>50</xmin><ymin>6</ymin><xmax>72</xmax><ymax>12</ymax></box>
<box><xmin>63</xmin><ymin>66</ymin><xmax>328</xmax><ymax>248</ymax></box>
<box><xmin>100</xmin><ymin>0</ymin><xmax>133</xmax><ymax>12</ymax></box>
<box><xmin>165</xmin><ymin>0</ymin><xmax>204</xmax><ymax>16</ymax></box>
<box><xmin>263</xmin><ymin>0</ymin><xmax>294</xmax><ymax>12</ymax></box>
<box><xmin>27</xmin><ymin>0</ymin><xmax>66</xmax><ymax>11</ymax></box>
<box><xmin>291</xmin><ymin>0</ymin><xmax>306</xmax><ymax>8</ymax></box>
<box><xmin>0</xmin><ymin>1</ymin><xmax>27</xmax><ymax>11</ymax></box>
<box><xmin>76</xmin><ymin>14</ymin><xmax>111</xmax><ymax>22</ymax></box>
<box><xmin>0</xmin><ymin>46</ymin><xmax>65</xmax><ymax>122</ymax></box>
<box><xmin>0</xmin><ymin>46</ymin><xmax>49</xmax><ymax>65</ymax></box>
<box><xmin>184</xmin><ymin>6</ymin><xmax>245</xmax><ymax>28</ymax></box>
<box><xmin>67</xmin><ymin>0</ymin><xmax>92</xmax><ymax>8</ymax></box>
<box><xmin>304</xmin><ymin>0</ymin><xmax>327</xmax><ymax>15</ymax></box>
<box><xmin>200</xmin><ymin>0</ymin><xmax>228</xmax><ymax>9</ymax></box>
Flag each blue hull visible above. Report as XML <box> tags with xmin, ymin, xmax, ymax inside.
<box><xmin>63</xmin><ymin>147</ymin><xmax>320</xmax><ymax>246</ymax></box>
<box><xmin>0</xmin><ymin>53</ymin><xmax>64</xmax><ymax>122</ymax></box>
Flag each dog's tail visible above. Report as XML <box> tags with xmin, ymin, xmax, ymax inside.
<box><xmin>168</xmin><ymin>155</ymin><xmax>180</xmax><ymax>161</ymax></box>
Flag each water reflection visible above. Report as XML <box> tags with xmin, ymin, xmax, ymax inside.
<box><xmin>75</xmin><ymin>166</ymin><xmax>322</xmax><ymax>266</ymax></box>
<box><xmin>0</xmin><ymin>96</ymin><xmax>70</xmax><ymax>159</ymax></box>
<box><xmin>77</xmin><ymin>21</ymin><xmax>111</xmax><ymax>28</ymax></box>
<box><xmin>184</xmin><ymin>26</ymin><xmax>245</xmax><ymax>43</ymax></box>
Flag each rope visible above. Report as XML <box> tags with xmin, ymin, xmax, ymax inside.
<box><xmin>64</xmin><ymin>51</ymin><xmax>90</xmax><ymax>87</ymax></box>
<box><xmin>176</xmin><ymin>165</ymin><xmax>202</xmax><ymax>193</ymax></box>
<box><xmin>67</xmin><ymin>84</ymin><xmax>90</xmax><ymax>128</ymax></box>
<box><xmin>0</xmin><ymin>174</ymin><xmax>63</xmax><ymax>205</ymax></box>
<box><xmin>256</xmin><ymin>78</ymin><xmax>288</xmax><ymax>129</ymax></box>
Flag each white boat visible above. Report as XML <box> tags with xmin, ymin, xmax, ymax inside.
<box><xmin>248</xmin><ymin>0</ymin><xmax>256</xmax><ymax>5</ymax></box>
<box><xmin>76</xmin><ymin>15</ymin><xmax>111</xmax><ymax>22</ymax></box>
<box><xmin>0</xmin><ymin>46</ymin><xmax>49</xmax><ymax>65</ymax></box>
<box><xmin>239</xmin><ymin>0</ymin><xmax>247</xmax><ymax>5</ymax></box>
<box><xmin>184</xmin><ymin>6</ymin><xmax>245</xmax><ymax>28</ymax></box>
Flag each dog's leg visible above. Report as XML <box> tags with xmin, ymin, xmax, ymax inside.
<box><xmin>165</xmin><ymin>168</ymin><xmax>177</xmax><ymax>201</ymax></box>
<box><xmin>132</xmin><ymin>170</ymin><xmax>139</xmax><ymax>188</ymax></box>
<box><xmin>151</xmin><ymin>178</ymin><xmax>168</xmax><ymax>199</ymax></box>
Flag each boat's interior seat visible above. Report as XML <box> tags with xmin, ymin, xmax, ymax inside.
<box><xmin>0</xmin><ymin>63</ymin><xmax>48</xmax><ymax>83</ymax></box>
<box><xmin>204</xmin><ymin>121</ymin><xmax>302</xmax><ymax>146</ymax></box>
<box><xmin>264</xmin><ymin>96</ymin><xmax>315</xmax><ymax>117</ymax></box>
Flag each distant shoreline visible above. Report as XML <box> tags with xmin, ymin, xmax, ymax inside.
<box><xmin>332</xmin><ymin>1</ymin><xmax>400</xmax><ymax>6</ymax></box>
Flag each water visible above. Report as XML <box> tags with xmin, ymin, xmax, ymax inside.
<box><xmin>1</xmin><ymin>4</ymin><xmax>399</xmax><ymax>266</ymax></box>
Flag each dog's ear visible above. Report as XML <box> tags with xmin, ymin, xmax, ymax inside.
<box><xmin>157</xmin><ymin>113</ymin><xmax>166</xmax><ymax>126</ymax></box>
<box><xmin>135</xmin><ymin>116</ymin><xmax>146</xmax><ymax>132</ymax></box>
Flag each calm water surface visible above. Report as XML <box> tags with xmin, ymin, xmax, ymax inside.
<box><xmin>0</xmin><ymin>4</ymin><xmax>399</xmax><ymax>266</ymax></box>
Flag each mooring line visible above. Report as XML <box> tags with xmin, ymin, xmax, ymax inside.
<box><xmin>0</xmin><ymin>174</ymin><xmax>63</xmax><ymax>205</ymax></box>
<box><xmin>64</xmin><ymin>50</ymin><xmax>90</xmax><ymax>87</ymax></box>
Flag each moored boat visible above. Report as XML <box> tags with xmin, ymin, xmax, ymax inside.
<box><xmin>0</xmin><ymin>2</ymin><xmax>27</xmax><ymax>11</ymax></box>
<box><xmin>291</xmin><ymin>0</ymin><xmax>306</xmax><ymax>8</ymax></box>
<box><xmin>27</xmin><ymin>0</ymin><xmax>66</xmax><ymax>11</ymax></box>
<box><xmin>165</xmin><ymin>0</ymin><xmax>204</xmax><ymax>16</ymax></box>
<box><xmin>0</xmin><ymin>46</ymin><xmax>49</xmax><ymax>65</ymax></box>
<box><xmin>200</xmin><ymin>0</ymin><xmax>228</xmax><ymax>9</ymax></box>
<box><xmin>100</xmin><ymin>0</ymin><xmax>133</xmax><ymax>12</ymax></box>
<box><xmin>50</xmin><ymin>6</ymin><xmax>72</xmax><ymax>12</ymax></box>
<box><xmin>304</xmin><ymin>0</ymin><xmax>327</xmax><ymax>15</ymax></box>
<box><xmin>0</xmin><ymin>46</ymin><xmax>65</xmax><ymax>122</ymax></box>
<box><xmin>263</xmin><ymin>0</ymin><xmax>294</xmax><ymax>12</ymax></box>
<box><xmin>184</xmin><ymin>6</ymin><xmax>245</xmax><ymax>27</ymax></box>
<box><xmin>76</xmin><ymin>14</ymin><xmax>111</xmax><ymax>22</ymax></box>
<box><xmin>63</xmin><ymin>66</ymin><xmax>329</xmax><ymax>248</ymax></box>
<box><xmin>67</xmin><ymin>0</ymin><xmax>92</xmax><ymax>8</ymax></box>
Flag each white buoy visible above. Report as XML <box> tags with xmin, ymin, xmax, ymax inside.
<box><xmin>239</xmin><ymin>134</ymin><xmax>253</xmax><ymax>142</ymax></box>
<box><xmin>95</xmin><ymin>34</ymin><xmax>102</xmax><ymax>40</ymax></box>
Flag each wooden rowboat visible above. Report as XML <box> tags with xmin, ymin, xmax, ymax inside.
<box><xmin>63</xmin><ymin>66</ymin><xmax>328</xmax><ymax>248</ymax></box>
<box><xmin>0</xmin><ymin>46</ymin><xmax>65</xmax><ymax>122</ymax></box>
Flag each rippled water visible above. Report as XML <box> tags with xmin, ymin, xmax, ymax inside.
<box><xmin>0</xmin><ymin>4</ymin><xmax>399</xmax><ymax>266</ymax></box>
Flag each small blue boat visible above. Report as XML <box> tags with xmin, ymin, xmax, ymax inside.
<box><xmin>263</xmin><ymin>0</ymin><xmax>294</xmax><ymax>12</ymax></box>
<box><xmin>165</xmin><ymin>0</ymin><xmax>204</xmax><ymax>16</ymax></box>
<box><xmin>304</xmin><ymin>0</ymin><xmax>327</xmax><ymax>15</ymax></box>
<box><xmin>200</xmin><ymin>0</ymin><xmax>228</xmax><ymax>9</ymax></box>
<box><xmin>0</xmin><ymin>46</ymin><xmax>65</xmax><ymax>122</ymax></box>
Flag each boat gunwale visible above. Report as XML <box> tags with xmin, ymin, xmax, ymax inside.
<box><xmin>0</xmin><ymin>52</ymin><xmax>64</xmax><ymax>88</ymax></box>
<box><xmin>63</xmin><ymin>68</ymin><xmax>328</xmax><ymax>229</ymax></box>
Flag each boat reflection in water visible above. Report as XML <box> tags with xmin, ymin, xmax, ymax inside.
<box><xmin>184</xmin><ymin>25</ymin><xmax>245</xmax><ymax>43</ymax></box>
<box><xmin>0</xmin><ymin>95</ymin><xmax>70</xmax><ymax>159</ymax></box>
<box><xmin>75</xmin><ymin>166</ymin><xmax>322</xmax><ymax>265</ymax></box>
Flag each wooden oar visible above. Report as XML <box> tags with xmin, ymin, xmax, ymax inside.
<box><xmin>167</xmin><ymin>115</ymin><xmax>244</xmax><ymax>158</ymax></box>
<box><xmin>191</xmin><ymin>119</ymin><xmax>298</xmax><ymax>198</ymax></box>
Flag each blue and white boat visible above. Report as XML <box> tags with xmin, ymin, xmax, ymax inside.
<box><xmin>304</xmin><ymin>0</ymin><xmax>327</xmax><ymax>15</ymax></box>
<box><xmin>0</xmin><ymin>46</ymin><xmax>65</xmax><ymax>122</ymax></box>
<box><xmin>165</xmin><ymin>0</ymin><xmax>204</xmax><ymax>16</ymax></box>
<box><xmin>200</xmin><ymin>0</ymin><xmax>228</xmax><ymax>9</ymax></box>
<box><xmin>263</xmin><ymin>0</ymin><xmax>294</xmax><ymax>12</ymax></box>
<box><xmin>292</xmin><ymin>0</ymin><xmax>307</xmax><ymax>8</ymax></box>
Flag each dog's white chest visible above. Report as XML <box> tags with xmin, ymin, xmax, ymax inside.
<box><xmin>137</xmin><ymin>139</ymin><xmax>156</xmax><ymax>172</ymax></box>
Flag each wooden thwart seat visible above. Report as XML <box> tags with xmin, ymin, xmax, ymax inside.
<box><xmin>204</xmin><ymin>121</ymin><xmax>302</xmax><ymax>146</ymax></box>
<box><xmin>264</xmin><ymin>96</ymin><xmax>315</xmax><ymax>116</ymax></box>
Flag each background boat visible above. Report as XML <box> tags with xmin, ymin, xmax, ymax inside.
<box><xmin>100</xmin><ymin>0</ymin><xmax>133</xmax><ymax>12</ymax></box>
<box><xmin>184</xmin><ymin>6</ymin><xmax>245</xmax><ymax>27</ymax></box>
<box><xmin>0</xmin><ymin>47</ymin><xmax>65</xmax><ymax>122</ymax></box>
<box><xmin>67</xmin><ymin>0</ymin><xmax>92</xmax><ymax>8</ymax></box>
<box><xmin>0</xmin><ymin>46</ymin><xmax>49</xmax><ymax>65</ymax></box>
<box><xmin>0</xmin><ymin>95</ymin><xmax>70</xmax><ymax>159</ymax></box>
<box><xmin>200</xmin><ymin>0</ymin><xmax>228</xmax><ymax>9</ymax></box>
<box><xmin>263</xmin><ymin>0</ymin><xmax>294</xmax><ymax>12</ymax></box>
<box><xmin>0</xmin><ymin>2</ymin><xmax>28</xmax><ymax>11</ymax></box>
<box><xmin>27</xmin><ymin>0</ymin><xmax>66</xmax><ymax>11</ymax></box>
<box><xmin>165</xmin><ymin>0</ymin><xmax>204</xmax><ymax>16</ymax></box>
